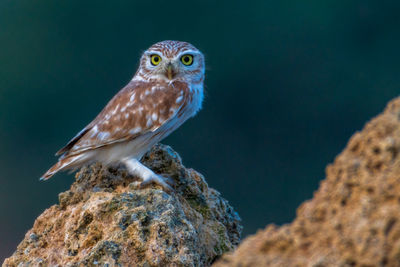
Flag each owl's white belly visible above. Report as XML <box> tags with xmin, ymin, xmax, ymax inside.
<box><xmin>89</xmin><ymin>132</ymin><xmax>158</xmax><ymax>165</ymax></box>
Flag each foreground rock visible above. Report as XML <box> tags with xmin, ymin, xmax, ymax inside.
<box><xmin>214</xmin><ymin>98</ymin><xmax>400</xmax><ymax>266</ymax></box>
<box><xmin>4</xmin><ymin>144</ymin><xmax>242</xmax><ymax>267</ymax></box>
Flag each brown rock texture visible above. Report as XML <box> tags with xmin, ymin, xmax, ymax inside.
<box><xmin>214</xmin><ymin>98</ymin><xmax>400</xmax><ymax>267</ymax></box>
<box><xmin>3</xmin><ymin>144</ymin><xmax>242</xmax><ymax>267</ymax></box>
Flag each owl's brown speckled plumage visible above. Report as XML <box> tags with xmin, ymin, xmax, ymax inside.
<box><xmin>42</xmin><ymin>41</ymin><xmax>205</xmax><ymax>191</ymax></box>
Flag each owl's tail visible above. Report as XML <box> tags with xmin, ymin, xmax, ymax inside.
<box><xmin>40</xmin><ymin>154</ymin><xmax>85</xmax><ymax>180</ymax></box>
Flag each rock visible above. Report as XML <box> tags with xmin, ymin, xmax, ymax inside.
<box><xmin>3</xmin><ymin>144</ymin><xmax>242</xmax><ymax>267</ymax></box>
<box><xmin>214</xmin><ymin>97</ymin><xmax>400</xmax><ymax>267</ymax></box>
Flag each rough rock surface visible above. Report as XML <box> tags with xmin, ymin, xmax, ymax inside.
<box><xmin>214</xmin><ymin>97</ymin><xmax>400</xmax><ymax>267</ymax></box>
<box><xmin>4</xmin><ymin>144</ymin><xmax>242</xmax><ymax>267</ymax></box>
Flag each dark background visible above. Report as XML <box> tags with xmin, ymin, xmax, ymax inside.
<box><xmin>1</xmin><ymin>0</ymin><xmax>400</xmax><ymax>261</ymax></box>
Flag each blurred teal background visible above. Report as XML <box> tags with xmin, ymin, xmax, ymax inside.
<box><xmin>1</xmin><ymin>0</ymin><xmax>400</xmax><ymax>261</ymax></box>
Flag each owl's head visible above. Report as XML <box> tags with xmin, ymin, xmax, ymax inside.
<box><xmin>135</xmin><ymin>40</ymin><xmax>205</xmax><ymax>84</ymax></box>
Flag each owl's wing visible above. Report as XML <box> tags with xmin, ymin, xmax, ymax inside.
<box><xmin>55</xmin><ymin>127</ymin><xmax>91</xmax><ymax>156</ymax></box>
<box><xmin>56</xmin><ymin>80</ymin><xmax>189</xmax><ymax>157</ymax></box>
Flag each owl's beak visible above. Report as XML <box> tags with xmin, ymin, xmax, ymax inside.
<box><xmin>165</xmin><ymin>63</ymin><xmax>175</xmax><ymax>80</ymax></box>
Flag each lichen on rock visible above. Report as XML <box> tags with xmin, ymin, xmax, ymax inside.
<box><xmin>3</xmin><ymin>144</ymin><xmax>242</xmax><ymax>267</ymax></box>
<box><xmin>213</xmin><ymin>98</ymin><xmax>400</xmax><ymax>266</ymax></box>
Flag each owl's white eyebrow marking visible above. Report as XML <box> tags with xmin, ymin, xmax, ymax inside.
<box><xmin>97</xmin><ymin>132</ymin><xmax>110</xmax><ymax>140</ymax></box>
<box><xmin>180</xmin><ymin>50</ymin><xmax>199</xmax><ymax>54</ymax></box>
<box><xmin>144</xmin><ymin>50</ymin><xmax>163</xmax><ymax>56</ymax></box>
<box><xmin>129</xmin><ymin>127</ymin><xmax>142</xmax><ymax>134</ymax></box>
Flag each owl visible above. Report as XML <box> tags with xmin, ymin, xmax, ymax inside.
<box><xmin>41</xmin><ymin>40</ymin><xmax>205</xmax><ymax>192</ymax></box>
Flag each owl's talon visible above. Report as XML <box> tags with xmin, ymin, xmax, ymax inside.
<box><xmin>140</xmin><ymin>175</ymin><xmax>174</xmax><ymax>192</ymax></box>
<box><xmin>124</xmin><ymin>158</ymin><xmax>174</xmax><ymax>193</ymax></box>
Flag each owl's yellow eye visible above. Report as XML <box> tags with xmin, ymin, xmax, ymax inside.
<box><xmin>150</xmin><ymin>54</ymin><xmax>161</xmax><ymax>66</ymax></box>
<box><xmin>181</xmin><ymin>54</ymin><xmax>193</xmax><ymax>66</ymax></box>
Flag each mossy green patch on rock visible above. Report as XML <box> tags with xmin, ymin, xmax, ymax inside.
<box><xmin>186</xmin><ymin>194</ymin><xmax>211</xmax><ymax>219</ymax></box>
